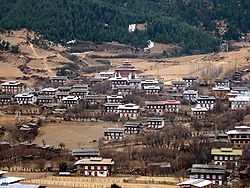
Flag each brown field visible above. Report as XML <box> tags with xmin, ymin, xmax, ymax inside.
<box><xmin>0</xmin><ymin>29</ymin><xmax>73</xmax><ymax>78</ymax></box>
<box><xmin>33</xmin><ymin>121</ymin><xmax>122</xmax><ymax>149</ymax></box>
<box><xmin>8</xmin><ymin>172</ymin><xmax>180</xmax><ymax>188</ymax></box>
<box><xmin>1</xmin><ymin>29</ymin><xmax>249</xmax><ymax>83</ymax></box>
<box><xmin>104</xmin><ymin>45</ymin><xmax>250</xmax><ymax>84</ymax></box>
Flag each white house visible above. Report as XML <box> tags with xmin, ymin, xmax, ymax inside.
<box><xmin>15</xmin><ymin>93</ymin><xmax>37</xmax><ymax>105</ymax></box>
<box><xmin>197</xmin><ymin>96</ymin><xmax>216</xmax><ymax>110</ymax></box>
<box><xmin>229</xmin><ymin>95</ymin><xmax>250</xmax><ymax>110</ymax></box>
<box><xmin>117</xmin><ymin>103</ymin><xmax>140</xmax><ymax>119</ymax></box>
<box><xmin>61</xmin><ymin>96</ymin><xmax>79</xmax><ymax>107</ymax></box>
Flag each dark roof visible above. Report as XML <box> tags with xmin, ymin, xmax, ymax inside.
<box><xmin>0</xmin><ymin>95</ymin><xmax>12</xmax><ymax>99</ymax></box>
<box><xmin>124</xmin><ymin>122</ymin><xmax>143</xmax><ymax>127</ymax></box>
<box><xmin>147</xmin><ymin>117</ymin><xmax>164</xmax><ymax>121</ymax></box>
<box><xmin>71</xmin><ymin>149</ymin><xmax>100</xmax><ymax>157</ymax></box>
<box><xmin>190</xmin><ymin>164</ymin><xmax>227</xmax><ymax>174</ymax></box>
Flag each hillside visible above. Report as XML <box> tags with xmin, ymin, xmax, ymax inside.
<box><xmin>0</xmin><ymin>0</ymin><xmax>249</xmax><ymax>54</ymax></box>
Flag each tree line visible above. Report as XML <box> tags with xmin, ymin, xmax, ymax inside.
<box><xmin>1</xmin><ymin>0</ymin><xmax>248</xmax><ymax>54</ymax></box>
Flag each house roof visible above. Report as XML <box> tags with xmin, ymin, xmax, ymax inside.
<box><xmin>144</xmin><ymin>85</ymin><xmax>160</xmax><ymax>90</ymax></box>
<box><xmin>42</xmin><ymin>87</ymin><xmax>57</xmax><ymax>92</ymax></box>
<box><xmin>182</xmin><ymin>76</ymin><xmax>198</xmax><ymax>80</ymax></box>
<box><xmin>147</xmin><ymin>117</ymin><xmax>164</xmax><ymax>121</ymax></box>
<box><xmin>105</xmin><ymin>128</ymin><xmax>125</xmax><ymax>133</ymax></box>
<box><xmin>172</xmin><ymin>80</ymin><xmax>186</xmax><ymax>85</ymax></box>
<box><xmin>190</xmin><ymin>164</ymin><xmax>227</xmax><ymax>174</ymax></box>
<box><xmin>15</xmin><ymin>93</ymin><xmax>34</xmax><ymax>98</ymax></box>
<box><xmin>211</xmin><ymin>148</ymin><xmax>242</xmax><ymax>156</ymax></box>
<box><xmin>165</xmin><ymin>100</ymin><xmax>181</xmax><ymax>105</ymax></box>
<box><xmin>1</xmin><ymin>81</ymin><xmax>21</xmax><ymax>86</ymax></box>
<box><xmin>0</xmin><ymin>183</ymin><xmax>41</xmax><ymax>188</ymax></box>
<box><xmin>74</xmin><ymin>157</ymin><xmax>114</xmax><ymax>165</ymax></box>
<box><xmin>124</xmin><ymin>122</ymin><xmax>142</xmax><ymax>126</ymax></box>
<box><xmin>62</xmin><ymin>96</ymin><xmax>79</xmax><ymax>101</ymax></box>
<box><xmin>0</xmin><ymin>176</ymin><xmax>25</xmax><ymax>184</ymax></box>
<box><xmin>72</xmin><ymin>149</ymin><xmax>100</xmax><ymax>157</ymax></box>
<box><xmin>177</xmin><ymin>179</ymin><xmax>213</xmax><ymax>188</ymax></box>
<box><xmin>117</xmin><ymin>103</ymin><xmax>140</xmax><ymax>110</ymax></box>
<box><xmin>197</xmin><ymin>96</ymin><xmax>216</xmax><ymax>100</ymax></box>
<box><xmin>145</xmin><ymin>101</ymin><xmax>165</xmax><ymax>105</ymax></box>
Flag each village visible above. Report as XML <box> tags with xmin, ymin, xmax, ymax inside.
<box><xmin>0</xmin><ymin>59</ymin><xmax>249</xmax><ymax>188</ymax></box>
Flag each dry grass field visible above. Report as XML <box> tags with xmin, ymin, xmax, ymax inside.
<box><xmin>105</xmin><ymin>45</ymin><xmax>250</xmax><ymax>84</ymax></box>
<box><xmin>12</xmin><ymin>172</ymin><xmax>180</xmax><ymax>188</ymax></box>
<box><xmin>0</xmin><ymin>29</ymin><xmax>73</xmax><ymax>78</ymax></box>
<box><xmin>33</xmin><ymin>121</ymin><xmax>122</xmax><ymax>149</ymax></box>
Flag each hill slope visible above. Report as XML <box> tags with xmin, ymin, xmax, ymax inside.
<box><xmin>0</xmin><ymin>0</ymin><xmax>249</xmax><ymax>54</ymax></box>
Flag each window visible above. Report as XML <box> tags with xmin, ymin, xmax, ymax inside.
<box><xmin>91</xmin><ymin>166</ymin><xmax>94</xmax><ymax>170</ymax></box>
<box><xmin>84</xmin><ymin>166</ymin><xmax>88</xmax><ymax>170</ymax></box>
<box><xmin>97</xmin><ymin>166</ymin><xmax>101</xmax><ymax>170</ymax></box>
<box><xmin>103</xmin><ymin>166</ymin><xmax>107</xmax><ymax>170</ymax></box>
<box><xmin>206</xmin><ymin>175</ymin><xmax>210</xmax><ymax>179</ymax></box>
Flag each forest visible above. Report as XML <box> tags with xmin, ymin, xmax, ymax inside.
<box><xmin>0</xmin><ymin>0</ymin><xmax>249</xmax><ymax>54</ymax></box>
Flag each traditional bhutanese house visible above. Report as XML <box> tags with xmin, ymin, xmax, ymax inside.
<box><xmin>227</xmin><ymin>90</ymin><xmax>240</xmax><ymax>99</ymax></box>
<box><xmin>69</xmin><ymin>88</ymin><xmax>88</xmax><ymax>99</ymax></box>
<box><xmin>188</xmin><ymin>164</ymin><xmax>227</xmax><ymax>186</ymax></box>
<box><xmin>37</xmin><ymin>95</ymin><xmax>54</xmax><ymax>104</ymax></box>
<box><xmin>172</xmin><ymin>80</ymin><xmax>186</xmax><ymax>92</ymax></box>
<box><xmin>170</xmin><ymin>93</ymin><xmax>183</xmax><ymax>101</ymax></box>
<box><xmin>144</xmin><ymin>85</ymin><xmax>160</xmax><ymax>95</ymax></box>
<box><xmin>74</xmin><ymin>157</ymin><xmax>114</xmax><ymax>177</ymax></box>
<box><xmin>72</xmin><ymin>84</ymin><xmax>89</xmax><ymax>90</ymax></box>
<box><xmin>226</xmin><ymin>126</ymin><xmax>250</xmax><ymax>147</ymax></box>
<box><xmin>214</xmin><ymin>78</ymin><xmax>230</xmax><ymax>88</ymax></box>
<box><xmin>99</xmin><ymin>71</ymin><xmax>114</xmax><ymax>78</ymax></box>
<box><xmin>197</xmin><ymin>96</ymin><xmax>216</xmax><ymax>110</ymax></box>
<box><xmin>0</xmin><ymin>95</ymin><xmax>12</xmax><ymax>105</ymax></box>
<box><xmin>90</xmin><ymin>77</ymin><xmax>106</xmax><ymax>86</ymax></box>
<box><xmin>123</xmin><ymin>122</ymin><xmax>143</xmax><ymax>134</ymax></box>
<box><xmin>114</xmin><ymin>61</ymin><xmax>140</xmax><ymax>79</ymax></box>
<box><xmin>211</xmin><ymin>148</ymin><xmax>242</xmax><ymax>166</ymax></box>
<box><xmin>1</xmin><ymin>81</ymin><xmax>24</xmax><ymax>94</ymax></box>
<box><xmin>117</xmin><ymin>103</ymin><xmax>140</xmax><ymax>119</ymax></box>
<box><xmin>0</xmin><ymin>171</ymin><xmax>45</xmax><ymax>187</ymax></box>
<box><xmin>183</xmin><ymin>90</ymin><xmax>198</xmax><ymax>103</ymax></box>
<box><xmin>116</xmin><ymin>85</ymin><xmax>135</xmax><ymax>95</ymax></box>
<box><xmin>104</xmin><ymin>128</ymin><xmax>125</xmax><ymax>140</ymax></box>
<box><xmin>141</xmin><ymin>79</ymin><xmax>159</xmax><ymax>88</ymax></box>
<box><xmin>49</xmin><ymin>76</ymin><xmax>68</xmax><ymax>84</ymax></box>
<box><xmin>41</xmin><ymin>87</ymin><xmax>58</xmax><ymax>96</ymax></box>
<box><xmin>147</xmin><ymin>117</ymin><xmax>165</xmax><ymax>129</ymax></box>
<box><xmin>231</xmin><ymin>87</ymin><xmax>249</xmax><ymax>96</ymax></box>
<box><xmin>128</xmin><ymin>79</ymin><xmax>141</xmax><ymax>89</ymax></box>
<box><xmin>107</xmin><ymin>95</ymin><xmax>123</xmax><ymax>103</ymax></box>
<box><xmin>109</xmin><ymin>77</ymin><xmax>128</xmax><ymax>89</ymax></box>
<box><xmin>61</xmin><ymin>96</ymin><xmax>79</xmax><ymax>107</ymax></box>
<box><xmin>15</xmin><ymin>93</ymin><xmax>37</xmax><ymax>105</ymax></box>
<box><xmin>182</xmin><ymin>76</ymin><xmax>198</xmax><ymax>87</ymax></box>
<box><xmin>191</xmin><ymin>106</ymin><xmax>208</xmax><ymax>119</ymax></box>
<box><xmin>211</xmin><ymin>86</ymin><xmax>230</xmax><ymax>99</ymax></box>
<box><xmin>165</xmin><ymin>100</ymin><xmax>181</xmax><ymax>113</ymax></box>
<box><xmin>229</xmin><ymin>95</ymin><xmax>250</xmax><ymax>110</ymax></box>
<box><xmin>103</xmin><ymin>103</ymin><xmax>121</xmax><ymax>113</ymax></box>
<box><xmin>52</xmin><ymin>108</ymin><xmax>67</xmax><ymax>115</ymax></box>
<box><xmin>55</xmin><ymin>91</ymin><xmax>69</xmax><ymax>102</ymax></box>
<box><xmin>84</xmin><ymin>95</ymin><xmax>100</xmax><ymax>106</ymax></box>
<box><xmin>145</xmin><ymin>101</ymin><xmax>165</xmax><ymax>115</ymax></box>
<box><xmin>177</xmin><ymin>179</ymin><xmax>213</xmax><ymax>188</ymax></box>
<box><xmin>57</xmin><ymin>86</ymin><xmax>72</xmax><ymax>93</ymax></box>
<box><xmin>71</xmin><ymin>149</ymin><xmax>100</xmax><ymax>160</ymax></box>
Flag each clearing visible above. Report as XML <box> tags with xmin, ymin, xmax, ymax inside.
<box><xmin>33</xmin><ymin>121</ymin><xmax>122</xmax><ymax>149</ymax></box>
